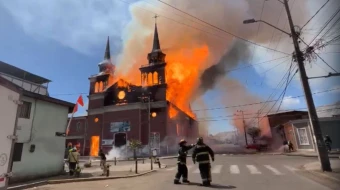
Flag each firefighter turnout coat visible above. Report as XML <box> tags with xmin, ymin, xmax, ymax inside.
<box><xmin>177</xmin><ymin>144</ymin><xmax>195</xmax><ymax>165</ymax></box>
<box><xmin>192</xmin><ymin>144</ymin><xmax>214</xmax><ymax>164</ymax></box>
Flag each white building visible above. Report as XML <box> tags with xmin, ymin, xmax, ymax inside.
<box><xmin>0</xmin><ymin>61</ymin><xmax>74</xmax><ymax>183</ymax></box>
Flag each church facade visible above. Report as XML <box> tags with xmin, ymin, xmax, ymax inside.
<box><xmin>66</xmin><ymin>23</ymin><xmax>199</xmax><ymax>156</ymax></box>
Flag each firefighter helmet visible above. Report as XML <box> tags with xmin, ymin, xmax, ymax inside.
<box><xmin>197</xmin><ymin>137</ymin><xmax>204</xmax><ymax>144</ymax></box>
<box><xmin>179</xmin><ymin>139</ymin><xmax>187</xmax><ymax>145</ymax></box>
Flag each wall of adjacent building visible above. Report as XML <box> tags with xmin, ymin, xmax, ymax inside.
<box><xmin>285</xmin><ymin>118</ymin><xmax>340</xmax><ymax>152</ymax></box>
<box><xmin>11</xmin><ymin>98</ymin><xmax>69</xmax><ymax>183</ymax></box>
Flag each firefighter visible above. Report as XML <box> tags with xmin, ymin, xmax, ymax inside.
<box><xmin>192</xmin><ymin>137</ymin><xmax>214</xmax><ymax>186</ymax></box>
<box><xmin>174</xmin><ymin>139</ymin><xmax>195</xmax><ymax>184</ymax></box>
<box><xmin>68</xmin><ymin>147</ymin><xmax>80</xmax><ymax>176</ymax></box>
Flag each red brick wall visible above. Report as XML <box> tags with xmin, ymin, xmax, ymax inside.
<box><xmin>102</xmin><ymin>109</ymin><xmax>141</xmax><ymax>143</ymax></box>
<box><xmin>88</xmin><ymin>98</ymin><xmax>104</xmax><ymax>109</ymax></box>
<box><xmin>67</xmin><ymin>117</ymin><xmax>87</xmax><ymax>136</ymax></box>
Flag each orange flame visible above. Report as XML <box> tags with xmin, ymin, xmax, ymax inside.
<box><xmin>108</xmin><ymin>39</ymin><xmax>210</xmax><ymax>120</ymax></box>
<box><xmin>90</xmin><ymin>136</ymin><xmax>99</xmax><ymax>156</ymax></box>
<box><xmin>169</xmin><ymin>104</ymin><xmax>178</xmax><ymax>119</ymax></box>
<box><xmin>166</xmin><ymin>45</ymin><xmax>209</xmax><ymax>119</ymax></box>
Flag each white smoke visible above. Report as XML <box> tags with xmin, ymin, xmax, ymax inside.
<box><xmin>106</xmin><ymin>145</ymin><xmax>127</xmax><ymax>159</ymax></box>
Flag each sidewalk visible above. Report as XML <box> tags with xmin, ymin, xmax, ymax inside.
<box><xmin>284</xmin><ymin>151</ymin><xmax>340</xmax><ymax>158</ymax></box>
<box><xmin>302</xmin><ymin>159</ymin><xmax>340</xmax><ymax>184</ymax></box>
<box><xmin>8</xmin><ymin>161</ymin><xmax>166</xmax><ymax>190</ymax></box>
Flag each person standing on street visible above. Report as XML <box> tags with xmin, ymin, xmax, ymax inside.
<box><xmin>192</xmin><ymin>137</ymin><xmax>214</xmax><ymax>187</ymax></box>
<box><xmin>174</xmin><ymin>139</ymin><xmax>195</xmax><ymax>184</ymax></box>
<box><xmin>68</xmin><ymin>147</ymin><xmax>80</xmax><ymax>176</ymax></box>
<box><xmin>324</xmin><ymin>135</ymin><xmax>332</xmax><ymax>152</ymax></box>
<box><xmin>99</xmin><ymin>149</ymin><xmax>107</xmax><ymax>176</ymax></box>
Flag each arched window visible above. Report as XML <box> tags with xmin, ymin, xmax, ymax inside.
<box><xmin>99</xmin><ymin>81</ymin><xmax>103</xmax><ymax>92</ymax></box>
<box><xmin>153</xmin><ymin>72</ymin><xmax>158</xmax><ymax>85</ymax></box>
<box><xmin>94</xmin><ymin>82</ymin><xmax>99</xmax><ymax>93</ymax></box>
<box><xmin>76</xmin><ymin>122</ymin><xmax>82</xmax><ymax>132</ymax></box>
<box><xmin>148</xmin><ymin>73</ymin><xmax>153</xmax><ymax>86</ymax></box>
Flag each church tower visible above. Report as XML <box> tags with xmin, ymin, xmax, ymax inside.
<box><xmin>139</xmin><ymin>17</ymin><xmax>167</xmax><ymax>99</ymax></box>
<box><xmin>89</xmin><ymin>36</ymin><xmax>115</xmax><ymax>95</ymax></box>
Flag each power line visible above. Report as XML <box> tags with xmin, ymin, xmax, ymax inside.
<box><xmin>301</xmin><ymin>0</ymin><xmax>330</xmax><ymax>30</ymax></box>
<box><xmin>299</xmin><ymin>37</ymin><xmax>339</xmax><ymax>73</ymax></box>
<box><xmin>308</xmin><ymin>5</ymin><xmax>340</xmax><ymax>46</ymax></box>
<box><xmin>192</xmin><ymin>86</ymin><xmax>340</xmax><ymax>112</ymax></box>
<box><xmin>276</xmin><ymin>59</ymin><xmax>295</xmax><ymax>111</ymax></box>
<box><xmin>248</xmin><ymin>61</ymin><xmax>295</xmax><ymax>124</ymax></box>
<box><xmin>50</xmin><ymin>55</ymin><xmax>291</xmax><ymax>97</ymax></box>
<box><xmin>156</xmin><ymin>0</ymin><xmax>291</xmax><ymax>55</ymax></box>
<box><xmin>196</xmin><ymin>107</ymin><xmax>338</xmax><ymax>122</ymax></box>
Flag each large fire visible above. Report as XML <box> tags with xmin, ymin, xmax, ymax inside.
<box><xmin>90</xmin><ymin>136</ymin><xmax>99</xmax><ymax>156</ymax></box>
<box><xmin>165</xmin><ymin>45</ymin><xmax>209</xmax><ymax>119</ymax></box>
<box><xmin>113</xmin><ymin>45</ymin><xmax>209</xmax><ymax>119</ymax></box>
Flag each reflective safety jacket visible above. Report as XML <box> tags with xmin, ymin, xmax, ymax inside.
<box><xmin>192</xmin><ymin>144</ymin><xmax>214</xmax><ymax>164</ymax></box>
<box><xmin>177</xmin><ymin>144</ymin><xmax>195</xmax><ymax>165</ymax></box>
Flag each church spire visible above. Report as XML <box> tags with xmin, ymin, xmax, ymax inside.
<box><xmin>104</xmin><ymin>36</ymin><xmax>111</xmax><ymax>60</ymax></box>
<box><xmin>152</xmin><ymin>15</ymin><xmax>161</xmax><ymax>52</ymax></box>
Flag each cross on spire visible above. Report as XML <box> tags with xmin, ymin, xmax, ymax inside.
<box><xmin>153</xmin><ymin>14</ymin><xmax>159</xmax><ymax>24</ymax></box>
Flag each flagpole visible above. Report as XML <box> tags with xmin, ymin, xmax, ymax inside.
<box><xmin>66</xmin><ymin>104</ymin><xmax>77</xmax><ymax>136</ymax></box>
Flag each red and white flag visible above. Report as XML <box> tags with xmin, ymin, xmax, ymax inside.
<box><xmin>76</xmin><ymin>95</ymin><xmax>84</xmax><ymax>107</ymax></box>
<box><xmin>66</xmin><ymin>95</ymin><xmax>84</xmax><ymax>136</ymax></box>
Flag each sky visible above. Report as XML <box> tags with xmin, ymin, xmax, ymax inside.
<box><xmin>0</xmin><ymin>0</ymin><xmax>339</xmax><ymax>135</ymax></box>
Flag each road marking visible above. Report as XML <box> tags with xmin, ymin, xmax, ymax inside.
<box><xmin>283</xmin><ymin>165</ymin><xmax>298</xmax><ymax>172</ymax></box>
<box><xmin>193</xmin><ymin>168</ymin><xmax>200</xmax><ymax>173</ymax></box>
<box><xmin>230</xmin><ymin>165</ymin><xmax>240</xmax><ymax>174</ymax></box>
<box><xmin>246</xmin><ymin>165</ymin><xmax>261</xmax><ymax>174</ymax></box>
<box><xmin>211</xmin><ymin>165</ymin><xmax>223</xmax><ymax>174</ymax></box>
<box><xmin>187</xmin><ymin>165</ymin><xmax>193</xmax><ymax>171</ymax></box>
<box><xmin>264</xmin><ymin>165</ymin><xmax>284</xmax><ymax>175</ymax></box>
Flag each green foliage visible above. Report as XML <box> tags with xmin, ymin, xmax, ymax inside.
<box><xmin>129</xmin><ymin>139</ymin><xmax>142</xmax><ymax>150</ymax></box>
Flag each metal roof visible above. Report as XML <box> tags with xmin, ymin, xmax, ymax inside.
<box><xmin>0</xmin><ymin>61</ymin><xmax>51</xmax><ymax>84</ymax></box>
<box><xmin>267</xmin><ymin>110</ymin><xmax>308</xmax><ymax>117</ymax></box>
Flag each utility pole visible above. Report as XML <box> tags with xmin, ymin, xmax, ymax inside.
<box><xmin>237</xmin><ymin>110</ymin><xmax>248</xmax><ymax>146</ymax></box>
<box><xmin>283</xmin><ymin>0</ymin><xmax>331</xmax><ymax>171</ymax></box>
<box><xmin>147</xmin><ymin>95</ymin><xmax>153</xmax><ymax>170</ymax></box>
<box><xmin>257</xmin><ymin>111</ymin><xmax>260</xmax><ymax>128</ymax></box>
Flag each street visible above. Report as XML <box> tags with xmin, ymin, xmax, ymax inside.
<box><xmin>23</xmin><ymin>155</ymin><xmax>335</xmax><ymax>190</ymax></box>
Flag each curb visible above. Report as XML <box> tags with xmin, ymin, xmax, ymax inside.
<box><xmin>8</xmin><ymin>181</ymin><xmax>48</xmax><ymax>190</ymax></box>
<box><xmin>285</xmin><ymin>154</ymin><xmax>340</xmax><ymax>158</ymax></box>
<box><xmin>47</xmin><ymin>170</ymin><xmax>156</xmax><ymax>184</ymax></box>
<box><xmin>301</xmin><ymin>164</ymin><xmax>340</xmax><ymax>183</ymax></box>
<box><xmin>8</xmin><ymin>170</ymin><xmax>158</xmax><ymax>189</ymax></box>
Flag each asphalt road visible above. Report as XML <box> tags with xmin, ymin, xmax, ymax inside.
<box><xmin>25</xmin><ymin>155</ymin><xmax>334</xmax><ymax>190</ymax></box>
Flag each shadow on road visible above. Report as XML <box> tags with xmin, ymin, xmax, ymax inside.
<box><xmin>183</xmin><ymin>182</ymin><xmax>236</xmax><ymax>189</ymax></box>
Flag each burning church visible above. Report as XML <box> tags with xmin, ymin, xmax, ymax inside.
<box><xmin>66</xmin><ymin>22</ymin><xmax>200</xmax><ymax>156</ymax></box>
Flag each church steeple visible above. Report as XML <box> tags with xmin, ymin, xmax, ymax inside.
<box><xmin>98</xmin><ymin>36</ymin><xmax>114</xmax><ymax>74</ymax></box>
<box><xmin>104</xmin><ymin>36</ymin><xmax>111</xmax><ymax>60</ymax></box>
<box><xmin>152</xmin><ymin>23</ymin><xmax>161</xmax><ymax>52</ymax></box>
<box><xmin>147</xmin><ymin>15</ymin><xmax>166</xmax><ymax>65</ymax></box>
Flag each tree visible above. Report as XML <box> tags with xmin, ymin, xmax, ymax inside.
<box><xmin>128</xmin><ymin>139</ymin><xmax>142</xmax><ymax>174</ymax></box>
<box><xmin>246</xmin><ymin>127</ymin><xmax>261</xmax><ymax>144</ymax></box>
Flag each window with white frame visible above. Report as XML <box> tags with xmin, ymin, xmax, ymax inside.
<box><xmin>297</xmin><ymin>128</ymin><xmax>310</xmax><ymax>145</ymax></box>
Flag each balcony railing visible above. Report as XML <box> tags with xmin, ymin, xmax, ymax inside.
<box><xmin>0</xmin><ymin>73</ymin><xmax>49</xmax><ymax>95</ymax></box>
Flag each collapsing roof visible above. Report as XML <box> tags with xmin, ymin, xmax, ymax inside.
<box><xmin>0</xmin><ymin>61</ymin><xmax>51</xmax><ymax>84</ymax></box>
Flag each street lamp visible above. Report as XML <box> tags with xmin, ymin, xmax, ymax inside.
<box><xmin>243</xmin><ymin>18</ymin><xmax>291</xmax><ymax>37</ymax></box>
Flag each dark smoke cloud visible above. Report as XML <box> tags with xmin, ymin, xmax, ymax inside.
<box><xmin>198</xmin><ymin>41</ymin><xmax>251</xmax><ymax>93</ymax></box>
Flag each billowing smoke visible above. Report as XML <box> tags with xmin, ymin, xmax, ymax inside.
<box><xmin>198</xmin><ymin>41</ymin><xmax>251</xmax><ymax>95</ymax></box>
<box><xmin>114</xmin><ymin>0</ymin><xmax>312</xmax><ymax>138</ymax></box>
